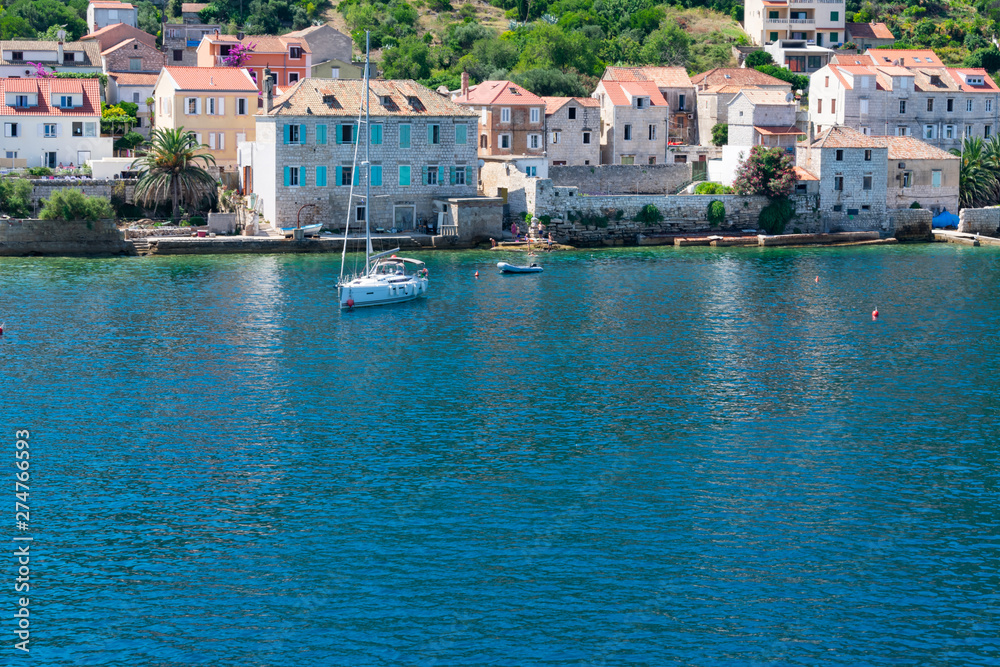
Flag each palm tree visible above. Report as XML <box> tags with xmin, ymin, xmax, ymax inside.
<box><xmin>131</xmin><ymin>127</ymin><xmax>217</xmax><ymax>221</ymax></box>
<box><xmin>951</xmin><ymin>136</ymin><xmax>998</xmax><ymax>209</ymax></box>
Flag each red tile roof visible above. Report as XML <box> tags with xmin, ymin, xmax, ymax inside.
<box><xmin>877</xmin><ymin>136</ymin><xmax>958</xmax><ymax>160</ymax></box>
<box><xmin>0</xmin><ymin>78</ymin><xmax>101</xmax><ymax>116</ymax></box>
<box><xmin>690</xmin><ymin>67</ymin><xmax>791</xmax><ymax>89</ymax></box>
<box><xmin>202</xmin><ymin>34</ymin><xmax>310</xmax><ymax>54</ymax></box>
<box><xmin>808</xmin><ymin>126</ymin><xmax>885</xmax><ymax>148</ymax></box>
<box><xmin>602</xmin><ymin>66</ymin><xmax>693</xmax><ymax>89</ymax></box>
<box><xmin>846</xmin><ymin>22</ymin><xmax>894</xmax><ymax>40</ymax></box>
<box><xmin>109</xmin><ymin>71</ymin><xmax>159</xmax><ymax>86</ymax></box>
<box><xmin>866</xmin><ymin>49</ymin><xmax>940</xmax><ymax>67</ymax></box>
<box><xmin>101</xmin><ymin>37</ymin><xmax>155</xmax><ymax>56</ymax></box>
<box><xmin>80</xmin><ymin>23</ymin><xmax>156</xmax><ymax>51</ymax></box>
<box><xmin>948</xmin><ymin>68</ymin><xmax>1000</xmax><ymax>92</ymax></box>
<box><xmin>162</xmin><ymin>66</ymin><xmax>257</xmax><ymax>91</ymax></box>
<box><xmin>452</xmin><ymin>80</ymin><xmax>544</xmax><ymax>106</ymax></box>
<box><xmin>542</xmin><ymin>96</ymin><xmax>599</xmax><ymax>115</ymax></box>
<box><xmin>793</xmin><ymin>166</ymin><xmax>819</xmax><ymax>181</ymax></box>
<box><xmin>182</xmin><ymin>2</ymin><xmax>209</xmax><ymax>12</ymax></box>
<box><xmin>599</xmin><ymin>80</ymin><xmax>667</xmax><ymax>107</ymax></box>
<box><xmin>91</xmin><ymin>2</ymin><xmax>132</xmax><ymax>8</ymax></box>
<box><xmin>269</xmin><ymin>78</ymin><xmax>479</xmax><ymax>118</ymax></box>
<box><xmin>755</xmin><ymin>125</ymin><xmax>804</xmax><ymax>135</ymax></box>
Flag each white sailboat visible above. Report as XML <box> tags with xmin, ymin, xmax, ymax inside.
<box><xmin>337</xmin><ymin>31</ymin><xmax>429</xmax><ymax>309</ymax></box>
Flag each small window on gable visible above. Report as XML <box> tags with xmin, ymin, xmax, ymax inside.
<box><xmin>290</xmin><ymin>46</ymin><xmax>302</xmax><ymax>59</ymax></box>
<box><xmin>568</xmin><ymin>106</ymin><xmax>576</xmax><ymax>120</ymax></box>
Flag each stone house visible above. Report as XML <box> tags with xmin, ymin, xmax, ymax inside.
<box><xmin>100</xmin><ymin>36</ymin><xmax>163</xmax><ymax>72</ymax></box>
<box><xmin>844</xmin><ymin>22</ymin><xmax>895</xmax><ymax>51</ymax></box>
<box><xmin>80</xmin><ymin>22</ymin><xmax>156</xmax><ymax>52</ymax></box>
<box><xmin>107</xmin><ymin>72</ymin><xmax>157</xmax><ymax>135</ymax></box>
<box><xmin>286</xmin><ymin>25</ymin><xmax>365</xmax><ymax>80</ymax></box>
<box><xmin>601</xmin><ymin>66</ymin><xmax>696</xmax><ymax>144</ymax></box>
<box><xmin>691</xmin><ymin>68</ymin><xmax>792</xmax><ymax>146</ymax></box>
<box><xmin>542</xmin><ymin>96</ymin><xmax>600</xmax><ymax>166</ymax></box>
<box><xmin>197</xmin><ymin>33</ymin><xmax>311</xmax><ymax>91</ymax></box>
<box><xmin>727</xmin><ymin>89</ymin><xmax>801</xmax><ymax>152</ymax></box>
<box><xmin>161</xmin><ymin>22</ymin><xmax>221</xmax><ymax>67</ymax></box>
<box><xmin>877</xmin><ymin>135</ymin><xmax>959</xmax><ymax>214</ymax></box>
<box><xmin>240</xmin><ymin>79</ymin><xmax>480</xmax><ymax>230</ymax></box>
<box><xmin>810</xmin><ymin>48</ymin><xmax>1000</xmax><ymax>152</ymax></box>
<box><xmin>153</xmin><ymin>66</ymin><xmax>258</xmax><ymax>171</ymax></box>
<box><xmin>764</xmin><ymin>40</ymin><xmax>834</xmax><ymax>75</ymax></box>
<box><xmin>0</xmin><ymin>78</ymin><xmax>113</xmax><ymax>168</ymax></box>
<box><xmin>744</xmin><ymin>0</ymin><xmax>846</xmax><ymax>48</ymax></box>
<box><xmin>87</xmin><ymin>0</ymin><xmax>137</xmax><ymax>33</ymax></box>
<box><xmin>181</xmin><ymin>3</ymin><xmax>209</xmax><ymax>22</ymax></box>
<box><xmin>0</xmin><ymin>40</ymin><xmax>103</xmax><ymax>78</ymax></box>
<box><xmin>452</xmin><ymin>78</ymin><xmax>546</xmax><ymax>158</ymax></box>
<box><xmin>797</xmin><ymin>125</ymin><xmax>888</xmax><ymax>230</ymax></box>
<box><xmin>593</xmin><ymin>79</ymin><xmax>669</xmax><ymax>165</ymax></box>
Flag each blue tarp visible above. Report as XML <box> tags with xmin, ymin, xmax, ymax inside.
<box><xmin>932</xmin><ymin>209</ymin><xmax>959</xmax><ymax>228</ymax></box>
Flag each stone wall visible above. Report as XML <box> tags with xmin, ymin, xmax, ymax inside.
<box><xmin>437</xmin><ymin>197</ymin><xmax>503</xmax><ymax>243</ymax></box>
<box><xmin>889</xmin><ymin>208</ymin><xmax>933</xmax><ymax>241</ymax></box>
<box><xmin>24</xmin><ymin>179</ymin><xmax>137</xmax><ymax>208</ymax></box>
<box><xmin>958</xmin><ymin>207</ymin><xmax>1000</xmax><ymax>234</ymax></box>
<box><xmin>548</xmin><ymin>164</ymin><xmax>692</xmax><ymax>195</ymax></box>
<box><xmin>0</xmin><ymin>218</ymin><xmax>129</xmax><ymax>256</ymax></box>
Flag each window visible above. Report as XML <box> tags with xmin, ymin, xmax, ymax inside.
<box><xmin>340</xmin><ymin>166</ymin><xmax>353</xmax><ymax>186</ymax></box>
<box><xmin>399</xmin><ymin>123</ymin><xmax>410</xmax><ymax>148</ymax></box>
<box><xmin>863</xmin><ymin>174</ymin><xmax>873</xmax><ymax>190</ymax></box>
<box><xmin>316</xmin><ymin>165</ymin><xmax>327</xmax><ymax>187</ymax></box>
<box><xmin>499</xmin><ymin>134</ymin><xmax>511</xmax><ymax>149</ymax></box>
<box><xmin>60</xmin><ymin>96</ymin><xmax>73</xmax><ymax>108</ymax></box>
<box><xmin>927</xmin><ymin>99</ymin><xmax>934</xmax><ymax>112</ymax></box>
<box><xmin>132</xmin><ymin>92</ymin><xmax>140</xmax><ymax>104</ymax></box>
<box><xmin>290</xmin><ymin>46</ymin><xmax>302</xmax><ymax>59</ymax></box>
<box><xmin>582</xmin><ymin>132</ymin><xmax>591</xmax><ymax>144</ymax></box>
<box><xmin>14</xmin><ymin>95</ymin><xmax>27</xmax><ymax>108</ymax></box>
<box><xmin>924</xmin><ymin>125</ymin><xmax>936</xmax><ymax>139</ymax></box>
<box><xmin>834</xmin><ymin>175</ymin><xmax>844</xmax><ymax>191</ymax></box>
<box><xmin>930</xmin><ymin>169</ymin><xmax>942</xmax><ymax>187</ymax></box>
<box><xmin>835</xmin><ymin>149</ymin><xmax>844</xmax><ymax>161</ymax></box>
<box><xmin>861</xmin><ymin>126</ymin><xmax>871</xmax><ymax>135</ymax></box>
<box><xmin>830</xmin><ymin>32</ymin><xmax>838</xmax><ymax>43</ymax></box>
<box><xmin>635</xmin><ymin>97</ymin><xmax>645</xmax><ymax>109</ymax></box>
<box><xmin>550</xmin><ymin>131</ymin><xmax>560</xmax><ymax>144</ymax></box>
<box><xmin>237</xmin><ymin>98</ymin><xmax>247</xmax><ymax>115</ymax></box>
<box><xmin>899</xmin><ymin>100</ymin><xmax>906</xmax><ymax>114</ymax></box>
<box><xmin>173</xmin><ymin>49</ymin><xmax>183</xmax><ymax>62</ymax></box>
<box><xmin>63</xmin><ymin>53</ymin><xmax>75</xmax><ymax>63</ymax></box>
<box><xmin>770</xmin><ymin>32</ymin><xmax>779</xmax><ymax>42</ymax></box>
<box><xmin>833</xmin><ymin>204</ymin><xmax>842</xmax><ymax>212</ymax></box>
<box><xmin>847</xmin><ymin>208</ymin><xmax>859</xmax><ymax>216</ymax></box>
<box><xmin>530</xmin><ymin>108</ymin><xmax>540</xmax><ymax>123</ymax></box>
<box><xmin>525</xmin><ymin>166</ymin><xmax>537</xmax><ymax>176</ymax></box>
<box><xmin>72</xmin><ymin>121</ymin><xmax>82</xmax><ymax>136</ymax></box>
<box><xmin>623</xmin><ymin>124</ymin><xmax>632</xmax><ymax>140</ymax></box>
<box><xmin>947</xmin><ymin>98</ymin><xmax>954</xmax><ymax>112</ymax></box>
<box><xmin>129</xmin><ymin>58</ymin><xmax>141</xmax><ymax>71</ymax></box>
<box><xmin>649</xmin><ymin>156</ymin><xmax>656</xmax><ymax>165</ymax></box>
<box><xmin>967</xmin><ymin>99</ymin><xmax>974</xmax><ymax>112</ymax></box>
<box><xmin>288</xmin><ymin>72</ymin><xmax>299</xmax><ymax>84</ymax></box>
<box><xmin>862</xmin><ymin>205</ymin><xmax>870</xmax><ymax>211</ymax></box>
<box><xmin>831</xmin><ymin>99</ymin><xmax>836</xmax><ymax>113</ymax></box>
<box><xmin>568</xmin><ymin>107</ymin><xmax>576</xmax><ymax>120</ymax></box>
<box><xmin>369</xmin><ymin>123</ymin><xmax>382</xmax><ymax>145</ymax></box>
<box><xmin>356</xmin><ymin>205</ymin><xmax>366</xmax><ymax>222</ymax></box>
<box><xmin>187</xmin><ymin>97</ymin><xmax>200</xmax><ymax>115</ymax></box>
<box><xmin>860</xmin><ymin>98</ymin><xmax>869</xmax><ymax>115</ymax></box>
<box><xmin>966</xmin><ymin>125</ymin><xmax>973</xmax><ymax>137</ymax></box>
<box><xmin>220</xmin><ymin>45</ymin><xmax>233</xmax><ymax>56</ymax></box>
<box><xmin>339</xmin><ymin>124</ymin><xmax>355</xmax><ymax>144</ymax></box>
<box><xmin>678</xmin><ymin>94</ymin><xmax>686</xmax><ymax>111</ymax></box>
<box><xmin>11</xmin><ymin>51</ymin><xmax>21</xmax><ymax>60</ymax></box>
<box><xmin>4</xmin><ymin>152</ymin><xmax>15</xmax><ymax>159</ymax></box>
<box><xmin>289</xmin><ymin>124</ymin><xmax>300</xmax><ymax>143</ymax></box>
<box><xmin>902</xmin><ymin>171</ymin><xmax>912</xmax><ymax>187</ymax></box>
<box><xmin>371</xmin><ymin>165</ymin><xmax>382</xmax><ymax>186</ymax></box>
<box><xmin>987</xmin><ymin>125</ymin><xmax>993</xmax><ymax>138</ymax></box>
<box><xmin>500</xmin><ymin>107</ymin><xmax>511</xmax><ymax>123</ymax></box>
<box><xmin>864</xmin><ymin>149</ymin><xmax>872</xmax><ymax>161</ymax></box>
<box><xmin>648</xmin><ymin>124</ymin><xmax>656</xmax><ymax>140</ymax></box>
<box><xmin>621</xmin><ymin>155</ymin><xmax>634</xmax><ymax>165</ymax></box>
<box><xmin>455</xmin><ymin>167</ymin><xmax>465</xmax><ymax>185</ymax></box>
<box><xmin>3</xmin><ymin>122</ymin><xmax>17</xmax><ymax>137</ymax></box>
<box><xmin>289</xmin><ymin>167</ymin><xmax>300</xmax><ymax>186</ymax></box>
<box><xmin>455</xmin><ymin>124</ymin><xmax>467</xmax><ymax>145</ymax></box>
<box><xmin>399</xmin><ymin>165</ymin><xmax>411</xmax><ymax>186</ymax></box>
<box><xmin>989</xmin><ymin>99</ymin><xmax>995</xmax><ymax>113</ymax></box>
<box><xmin>831</xmin><ymin>10</ymin><xmax>839</xmax><ymax>20</ymax></box>
<box><xmin>207</xmin><ymin>97</ymin><xmax>215</xmax><ymax>115</ymax></box>
<box><xmin>84</xmin><ymin>122</ymin><xmax>96</xmax><ymax>137</ymax></box>
<box><xmin>825</xmin><ymin>76</ymin><xmax>830</xmax><ymax>88</ymax></box>
<box><xmin>44</xmin><ymin>124</ymin><xmax>57</xmax><ymax>138</ymax></box>
<box><xmin>897</xmin><ymin>126</ymin><xmax>910</xmax><ymax>136</ymax></box>
<box><xmin>426</xmin><ymin>166</ymin><xmax>438</xmax><ymax>185</ymax></box>
<box><xmin>428</xmin><ymin>124</ymin><xmax>440</xmax><ymax>144</ymax></box>
<box><xmin>817</xmin><ymin>99</ymin><xmax>823</xmax><ymax>113</ymax></box>
<box><xmin>945</xmin><ymin>125</ymin><xmax>955</xmax><ymax>139</ymax></box>
<box><xmin>528</xmin><ymin>134</ymin><xmax>541</xmax><ymax>149</ymax></box>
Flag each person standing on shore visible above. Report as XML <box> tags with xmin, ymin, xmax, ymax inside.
<box><xmin>511</xmin><ymin>221</ymin><xmax>519</xmax><ymax>242</ymax></box>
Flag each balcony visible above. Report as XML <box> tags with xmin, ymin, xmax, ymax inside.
<box><xmin>765</xmin><ymin>18</ymin><xmax>815</xmax><ymax>25</ymax></box>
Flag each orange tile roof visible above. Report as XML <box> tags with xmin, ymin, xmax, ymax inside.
<box><xmin>80</xmin><ymin>23</ymin><xmax>156</xmax><ymax>50</ymax></box>
<box><xmin>755</xmin><ymin>125</ymin><xmax>803</xmax><ymax>135</ymax></box>
<box><xmin>109</xmin><ymin>71</ymin><xmax>159</xmax><ymax>86</ymax></box>
<box><xmin>91</xmin><ymin>2</ymin><xmax>132</xmax><ymax>8</ymax></box>
<box><xmin>0</xmin><ymin>78</ymin><xmax>101</xmax><ymax>116</ymax></box>
<box><xmin>808</xmin><ymin>126</ymin><xmax>885</xmax><ymax>148</ymax></box>
<box><xmin>948</xmin><ymin>68</ymin><xmax>1000</xmax><ymax>92</ymax></box>
<box><xmin>452</xmin><ymin>80</ymin><xmax>545</xmax><ymax>106</ymax></box>
<box><xmin>599</xmin><ymin>80</ymin><xmax>667</xmax><ymax>107</ymax></box>
<box><xmin>876</xmin><ymin>136</ymin><xmax>958</xmax><ymax>160</ymax></box>
<box><xmin>602</xmin><ymin>66</ymin><xmax>693</xmax><ymax>89</ymax></box>
<box><xmin>691</xmin><ymin>67</ymin><xmax>791</xmax><ymax>89</ymax></box>
<box><xmin>846</xmin><ymin>22</ymin><xmax>894</xmax><ymax>40</ymax></box>
<box><xmin>738</xmin><ymin>89</ymin><xmax>794</xmax><ymax>105</ymax></box>
<box><xmin>793</xmin><ymin>166</ymin><xmax>819</xmax><ymax>181</ymax></box>
<box><xmin>182</xmin><ymin>2</ymin><xmax>209</xmax><ymax>12</ymax></box>
<box><xmin>269</xmin><ymin>78</ymin><xmax>479</xmax><ymax>118</ymax></box>
<box><xmin>101</xmin><ymin>37</ymin><xmax>156</xmax><ymax>56</ymax></box>
<box><xmin>542</xmin><ymin>96</ymin><xmax>598</xmax><ymax>115</ymax></box>
<box><xmin>162</xmin><ymin>66</ymin><xmax>257</xmax><ymax>91</ymax></box>
<box><xmin>203</xmin><ymin>34</ymin><xmax>310</xmax><ymax>54</ymax></box>
<box><xmin>867</xmin><ymin>49</ymin><xmax>940</xmax><ymax>67</ymax></box>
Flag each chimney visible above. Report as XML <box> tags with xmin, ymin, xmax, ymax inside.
<box><xmin>57</xmin><ymin>40</ymin><xmax>63</xmax><ymax>65</ymax></box>
<box><xmin>263</xmin><ymin>66</ymin><xmax>273</xmax><ymax>114</ymax></box>
<box><xmin>461</xmin><ymin>71</ymin><xmax>469</xmax><ymax>97</ymax></box>
<box><xmin>215</xmin><ymin>28</ymin><xmax>220</xmax><ymax>37</ymax></box>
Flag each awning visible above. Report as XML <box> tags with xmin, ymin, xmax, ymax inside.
<box><xmin>755</xmin><ymin>125</ymin><xmax>805</xmax><ymax>135</ymax></box>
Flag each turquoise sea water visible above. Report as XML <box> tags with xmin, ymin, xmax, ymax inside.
<box><xmin>2</xmin><ymin>244</ymin><xmax>999</xmax><ymax>665</ymax></box>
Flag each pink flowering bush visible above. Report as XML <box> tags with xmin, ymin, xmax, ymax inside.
<box><xmin>732</xmin><ymin>145</ymin><xmax>796</xmax><ymax>199</ymax></box>
<box><xmin>29</xmin><ymin>62</ymin><xmax>56</xmax><ymax>78</ymax></box>
<box><xmin>221</xmin><ymin>41</ymin><xmax>258</xmax><ymax>68</ymax></box>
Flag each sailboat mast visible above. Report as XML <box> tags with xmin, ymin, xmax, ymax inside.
<box><xmin>363</xmin><ymin>30</ymin><xmax>372</xmax><ymax>276</ymax></box>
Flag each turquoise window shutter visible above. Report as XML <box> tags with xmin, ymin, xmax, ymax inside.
<box><xmin>456</xmin><ymin>124</ymin><xmax>467</xmax><ymax>144</ymax></box>
<box><xmin>353</xmin><ymin>167</ymin><xmax>359</xmax><ymax>186</ymax></box>
<box><xmin>422</xmin><ymin>166</ymin><xmax>428</xmax><ymax>185</ymax></box>
<box><xmin>428</xmin><ymin>125</ymin><xmax>433</xmax><ymax>145</ymax></box>
<box><xmin>336</xmin><ymin>124</ymin><xmax>343</xmax><ymax>145</ymax></box>
<box><xmin>300</xmin><ymin>124</ymin><xmax>306</xmax><ymax>144</ymax></box>
<box><xmin>400</xmin><ymin>124</ymin><xmax>410</xmax><ymax>148</ymax></box>
<box><xmin>317</xmin><ymin>124</ymin><xmax>327</xmax><ymax>145</ymax></box>
<box><xmin>317</xmin><ymin>166</ymin><xmax>327</xmax><ymax>187</ymax></box>
<box><xmin>336</xmin><ymin>166</ymin><xmax>343</xmax><ymax>186</ymax></box>
<box><xmin>372</xmin><ymin>165</ymin><xmax>382</xmax><ymax>186</ymax></box>
<box><xmin>371</xmin><ymin>124</ymin><xmax>382</xmax><ymax>144</ymax></box>
<box><xmin>283</xmin><ymin>124</ymin><xmax>290</xmax><ymax>145</ymax></box>
<box><xmin>351</xmin><ymin>124</ymin><xmax>357</xmax><ymax>143</ymax></box>
<box><xmin>449</xmin><ymin>166</ymin><xmax>456</xmax><ymax>184</ymax></box>
<box><xmin>299</xmin><ymin>166</ymin><xmax>306</xmax><ymax>186</ymax></box>
<box><xmin>283</xmin><ymin>166</ymin><xmax>290</xmax><ymax>186</ymax></box>
<box><xmin>466</xmin><ymin>166</ymin><xmax>474</xmax><ymax>185</ymax></box>
<box><xmin>438</xmin><ymin>165</ymin><xmax>445</xmax><ymax>184</ymax></box>
<box><xmin>399</xmin><ymin>165</ymin><xmax>409</xmax><ymax>185</ymax></box>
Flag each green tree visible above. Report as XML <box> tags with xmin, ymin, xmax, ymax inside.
<box><xmin>9</xmin><ymin>0</ymin><xmax>87</xmax><ymax>40</ymax></box>
<box><xmin>381</xmin><ymin>37</ymin><xmax>432</xmax><ymax>80</ymax></box>
<box><xmin>755</xmin><ymin>64</ymin><xmax>809</xmax><ymax>92</ymax></box>
<box><xmin>951</xmin><ymin>136</ymin><xmax>999</xmax><ymax>208</ymax></box>
<box><xmin>167</xmin><ymin>0</ymin><xmax>182</xmax><ymax>20</ymax></box>
<box><xmin>137</xmin><ymin>1</ymin><xmax>161</xmax><ymax>37</ymax></box>
<box><xmin>131</xmin><ymin>127</ymin><xmax>218</xmax><ymax>221</ymax></box>
<box><xmin>114</xmin><ymin>131</ymin><xmax>145</xmax><ymax>154</ymax></box>
<box><xmin>0</xmin><ymin>178</ymin><xmax>33</xmax><ymax>217</ymax></box>
<box><xmin>964</xmin><ymin>46</ymin><xmax>1000</xmax><ymax>73</ymax></box>
<box><xmin>711</xmin><ymin>123</ymin><xmax>728</xmax><ymax>146</ymax></box>
<box><xmin>39</xmin><ymin>188</ymin><xmax>115</xmax><ymax>221</ymax></box>
<box><xmin>638</xmin><ymin>22</ymin><xmax>690</xmax><ymax>67</ymax></box>
<box><xmin>733</xmin><ymin>145</ymin><xmax>796</xmax><ymax>199</ymax></box>
<box><xmin>512</xmin><ymin>68</ymin><xmax>586</xmax><ymax>96</ymax></box>
<box><xmin>744</xmin><ymin>50</ymin><xmax>774</xmax><ymax>68</ymax></box>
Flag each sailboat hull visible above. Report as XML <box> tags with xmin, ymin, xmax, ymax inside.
<box><xmin>338</xmin><ymin>276</ymin><xmax>429</xmax><ymax>308</ymax></box>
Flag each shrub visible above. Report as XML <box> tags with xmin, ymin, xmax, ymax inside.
<box><xmin>695</xmin><ymin>182</ymin><xmax>734</xmax><ymax>195</ymax></box>
<box><xmin>710</xmin><ymin>123</ymin><xmax>728</xmax><ymax>147</ymax></box>
<box><xmin>27</xmin><ymin>167</ymin><xmax>53</xmax><ymax>177</ymax></box>
<box><xmin>744</xmin><ymin>50</ymin><xmax>774</xmax><ymax>68</ymax></box>
<box><xmin>910</xmin><ymin>201</ymin><xmax>922</xmax><ymax>209</ymax></box>
<box><xmin>190</xmin><ymin>215</ymin><xmax>206</xmax><ymax>226</ymax></box>
<box><xmin>0</xmin><ymin>178</ymin><xmax>33</xmax><ymax>218</ymax></box>
<box><xmin>539</xmin><ymin>215</ymin><xmax>551</xmax><ymax>225</ymax></box>
<box><xmin>634</xmin><ymin>204</ymin><xmax>663</xmax><ymax>223</ymax></box>
<box><xmin>707</xmin><ymin>200</ymin><xmax>726</xmax><ymax>227</ymax></box>
<box><xmin>759</xmin><ymin>198</ymin><xmax>795</xmax><ymax>235</ymax></box>
<box><xmin>39</xmin><ymin>188</ymin><xmax>115</xmax><ymax>222</ymax></box>
<box><xmin>733</xmin><ymin>146</ymin><xmax>796</xmax><ymax>199</ymax></box>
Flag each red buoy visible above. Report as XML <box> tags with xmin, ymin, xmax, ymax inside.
<box><xmin>815</xmin><ymin>276</ymin><xmax>819</xmax><ymax>283</ymax></box>
<box><xmin>475</xmin><ymin>271</ymin><xmax>479</xmax><ymax>277</ymax></box>
<box><xmin>346</xmin><ymin>298</ymin><xmax>355</xmax><ymax>308</ymax></box>
<box><xmin>872</xmin><ymin>307</ymin><xmax>879</xmax><ymax>320</ymax></box>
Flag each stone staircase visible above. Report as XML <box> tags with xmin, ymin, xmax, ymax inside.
<box><xmin>132</xmin><ymin>239</ymin><xmax>151</xmax><ymax>255</ymax></box>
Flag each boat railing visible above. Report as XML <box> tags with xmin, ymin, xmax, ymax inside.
<box><xmin>439</xmin><ymin>224</ymin><xmax>459</xmax><ymax>237</ymax></box>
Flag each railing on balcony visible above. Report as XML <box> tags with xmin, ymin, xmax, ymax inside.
<box><xmin>789</xmin><ymin>18</ymin><xmax>815</xmax><ymax>23</ymax></box>
<box><xmin>439</xmin><ymin>224</ymin><xmax>459</xmax><ymax>237</ymax></box>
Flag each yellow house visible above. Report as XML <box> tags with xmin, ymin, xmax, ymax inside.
<box><xmin>153</xmin><ymin>66</ymin><xmax>258</xmax><ymax>171</ymax></box>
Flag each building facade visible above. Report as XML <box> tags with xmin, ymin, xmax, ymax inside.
<box><xmin>744</xmin><ymin>0</ymin><xmax>846</xmax><ymax>48</ymax></box>
<box><xmin>107</xmin><ymin>72</ymin><xmax>157</xmax><ymax>135</ymax></box>
<box><xmin>809</xmin><ymin>49</ymin><xmax>1000</xmax><ymax>152</ymax></box>
<box><xmin>0</xmin><ymin>78</ymin><xmax>112</xmax><ymax>168</ymax></box>
<box><xmin>727</xmin><ymin>89</ymin><xmax>801</xmax><ymax>152</ymax></box>
<box><xmin>197</xmin><ymin>33</ymin><xmax>311</xmax><ymax>90</ymax></box>
<box><xmin>879</xmin><ymin>136</ymin><xmax>959</xmax><ymax>214</ymax></box>
<box><xmin>153</xmin><ymin>66</ymin><xmax>258</xmax><ymax>170</ymax></box>
<box><xmin>0</xmin><ymin>39</ymin><xmax>103</xmax><ymax>78</ymax></box>
<box><xmin>452</xmin><ymin>79</ymin><xmax>546</xmax><ymax>159</ymax></box>
<box><xmin>593</xmin><ymin>79</ymin><xmax>668</xmax><ymax>165</ymax></box>
<box><xmin>87</xmin><ymin>0</ymin><xmax>137</xmax><ymax>33</ymax></box>
<box><xmin>100</xmin><ymin>36</ymin><xmax>163</xmax><ymax>72</ymax></box>
<box><xmin>80</xmin><ymin>22</ymin><xmax>156</xmax><ymax>52</ymax></box>
<box><xmin>601</xmin><ymin>66</ymin><xmax>696</xmax><ymax>144</ymax></box>
<box><xmin>241</xmin><ymin>79</ymin><xmax>479</xmax><ymax>230</ymax></box>
<box><xmin>161</xmin><ymin>22</ymin><xmax>221</xmax><ymax>67</ymax></box>
<box><xmin>692</xmin><ymin>68</ymin><xmax>792</xmax><ymax>146</ymax></box>
<box><xmin>844</xmin><ymin>22</ymin><xmax>895</xmax><ymax>51</ymax></box>
<box><xmin>542</xmin><ymin>96</ymin><xmax>601</xmax><ymax>166</ymax></box>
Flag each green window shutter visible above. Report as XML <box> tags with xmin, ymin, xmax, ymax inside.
<box><xmin>400</xmin><ymin>124</ymin><xmax>410</xmax><ymax>148</ymax></box>
<box><xmin>422</xmin><ymin>166</ymin><xmax>428</xmax><ymax>185</ymax></box>
<box><xmin>316</xmin><ymin>166</ymin><xmax>327</xmax><ymax>187</ymax></box>
<box><xmin>299</xmin><ymin>166</ymin><xmax>306</xmax><ymax>186</ymax></box>
<box><xmin>336</xmin><ymin>124</ymin><xmax>343</xmax><ymax>145</ymax></box>
<box><xmin>283</xmin><ymin>124</ymin><xmax>290</xmax><ymax>145</ymax></box>
<box><xmin>336</xmin><ymin>166</ymin><xmax>343</xmax><ymax>186</ymax></box>
<box><xmin>317</xmin><ymin>124</ymin><xmax>327</xmax><ymax>145</ymax></box>
<box><xmin>283</xmin><ymin>166</ymin><xmax>290</xmax><ymax>186</ymax></box>
<box><xmin>300</xmin><ymin>125</ymin><xmax>306</xmax><ymax>144</ymax></box>
<box><xmin>438</xmin><ymin>165</ymin><xmax>445</xmax><ymax>185</ymax></box>
<box><xmin>399</xmin><ymin>165</ymin><xmax>410</xmax><ymax>186</ymax></box>
<box><xmin>353</xmin><ymin>167</ymin><xmax>359</xmax><ymax>186</ymax></box>
<box><xmin>466</xmin><ymin>166</ymin><xmax>474</xmax><ymax>185</ymax></box>
<box><xmin>455</xmin><ymin>124</ymin><xmax>466</xmax><ymax>145</ymax></box>
<box><xmin>372</xmin><ymin>165</ymin><xmax>382</xmax><ymax>186</ymax></box>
